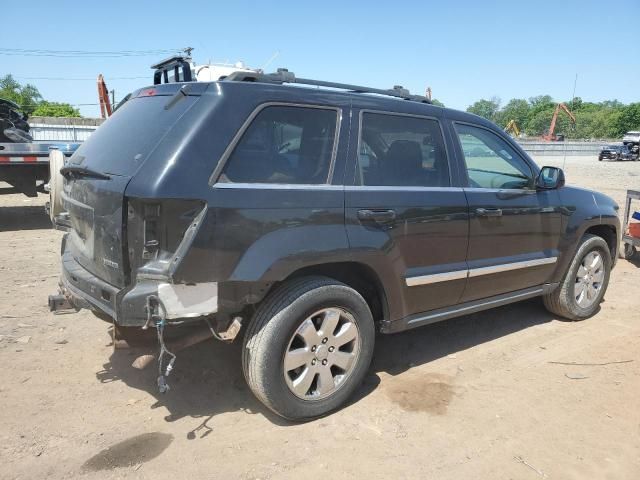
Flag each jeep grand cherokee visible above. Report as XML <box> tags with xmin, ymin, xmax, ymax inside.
<box><xmin>49</xmin><ymin>70</ymin><xmax>620</xmax><ymax>420</ymax></box>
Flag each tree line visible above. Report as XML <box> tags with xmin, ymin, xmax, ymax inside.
<box><xmin>0</xmin><ymin>74</ymin><xmax>81</xmax><ymax>117</ymax></box>
<box><xmin>464</xmin><ymin>95</ymin><xmax>640</xmax><ymax>140</ymax></box>
<box><xmin>2</xmin><ymin>73</ymin><xmax>639</xmax><ymax>136</ymax></box>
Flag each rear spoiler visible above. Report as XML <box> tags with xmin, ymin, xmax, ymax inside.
<box><xmin>151</xmin><ymin>55</ymin><xmax>193</xmax><ymax>85</ymax></box>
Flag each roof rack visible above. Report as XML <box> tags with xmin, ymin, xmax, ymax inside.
<box><xmin>224</xmin><ymin>68</ymin><xmax>431</xmax><ymax>104</ymax></box>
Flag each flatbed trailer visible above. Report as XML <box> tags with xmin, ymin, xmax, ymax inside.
<box><xmin>0</xmin><ymin>142</ymin><xmax>79</xmax><ymax>197</ymax></box>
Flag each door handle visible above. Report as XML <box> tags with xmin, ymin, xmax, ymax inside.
<box><xmin>357</xmin><ymin>209</ymin><xmax>396</xmax><ymax>223</ymax></box>
<box><xmin>476</xmin><ymin>208</ymin><xmax>502</xmax><ymax>217</ymax></box>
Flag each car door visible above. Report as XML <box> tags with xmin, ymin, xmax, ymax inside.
<box><xmin>451</xmin><ymin>121</ymin><xmax>563</xmax><ymax>302</ymax></box>
<box><xmin>345</xmin><ymin>107</ymin><xmax>469</xmax><ymax>321</ymax></box>
<box><xmin>206</xmin><ymin>100</ymin><xmax>352</xmax><ymax>288</ymax></box>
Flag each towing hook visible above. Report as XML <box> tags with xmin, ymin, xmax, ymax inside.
<box><xmin>48</xmin><ymin>293</ymin><xmax>75</xmax><ymax>313</ymax></box>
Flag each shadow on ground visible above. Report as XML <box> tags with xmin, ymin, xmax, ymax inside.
<box><xmin>627</xmin><ymin>254</ymin><xmax>640</xmax><ymax>268</ymax></box>
<box><xmin>96</xmin><ymin>298</ymin><xmax>554</xmax><ymax>434</ymax></box>
<box><xmin>0</xmin><ymin>204</ymin><xmax>52</xmax><ymax>232</ymax></box>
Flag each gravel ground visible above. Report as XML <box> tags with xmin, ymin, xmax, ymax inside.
<box><xmin>0</xmin><ymin>155</ymin><xmax>639</xmax><ymax>480</ymax></box>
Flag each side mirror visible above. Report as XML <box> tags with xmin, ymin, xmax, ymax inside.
<box><xmin>536</xmin><ymin>166</ymin><xmax>565</xmax><ymax>189</ymax></box>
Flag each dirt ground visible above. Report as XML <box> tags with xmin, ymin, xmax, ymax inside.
<box><xmin>1</xmin><ymin>155</ymin><xmax>639</xmax><ymax>480</ymax></box>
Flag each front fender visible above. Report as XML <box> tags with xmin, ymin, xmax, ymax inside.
<box><xmin>551</xmin><ymin>187</ymin><xmax>620</xmax><ymax>283</ymax></box>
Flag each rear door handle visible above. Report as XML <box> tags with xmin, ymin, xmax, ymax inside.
<box><xmin>476</xmin><ymin>208</ymin><xmax>502</xmax><ymax>217</ymax></box>
<box><xmin>357</xmin><ymin>209</ymin><xmax>396</xmax><ymax>223</ymax></box>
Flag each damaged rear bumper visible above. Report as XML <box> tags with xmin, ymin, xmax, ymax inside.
<box><xmin>54</xmin><ymin>244</ymin><xmax>219</xmax><ymax>327</ymax></box>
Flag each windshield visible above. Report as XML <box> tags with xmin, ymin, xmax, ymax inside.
<box><xmin>69</xmin><ymin>94</ymin><xmax>199</xmax><ymax>176</ymax></box>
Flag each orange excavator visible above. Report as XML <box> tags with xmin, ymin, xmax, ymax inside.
<box><xmin>97</xmin><ymin>74</ymin><xmax>112</xmax><ymax>119</ymax></box>
<box><xmin>542</xmin><ymin>102</ymin><xmax>576</xmax><ymax>141</ymax></box>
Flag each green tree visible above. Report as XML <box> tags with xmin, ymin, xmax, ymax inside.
<box><xmin>495</xmin><ymin>98</ymin><xmax>529</xmax><ymax>129</ymax></box>
<box><xmin>431</xmin><ymin>98</ymin><xmax>445</xmax><ymax>107</ymax></box>
<box><xmin>32</xmin><ymin>101</ymin><xmax>81</xmax><ymax>118</ymax></box>
<box><xmin>467</xmin><ymin>97</ymin><xmax>501</xmax><ymax>122</ymax></box>
<box><xmin>528</xmin><ymin>95</ymin><xmax>554</xmax><ymax>108</ymax></box>
<box><xmin>614</xmin><ymin>103</ymin><xmax>640</xmax><ymax>136</ymax></box>
<box><xmin>0</xmin><ymin>74</ymin><xmax>42</xmax><ymax>115</ymax></box>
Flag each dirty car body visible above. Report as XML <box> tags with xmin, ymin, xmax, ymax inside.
<box><xmin>51</xmin><ymin>75</ymin><xmax>620</xmax><ymax>419</ymax></box>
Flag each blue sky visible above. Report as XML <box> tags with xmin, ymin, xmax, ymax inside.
<box><xmin>2</xmin><ymin>0</ymin><xmax>639</xmax><ymax>117</ymax></box>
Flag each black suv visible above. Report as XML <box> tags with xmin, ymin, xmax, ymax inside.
<box><xmin>50</xmin><ymin>71</ymin><xmax>620</xmax><ymax>420</ymax></box>
<box><xmin>599</xmin><ymin>144</ymin><xmax>637</xmax><ymax>161</ymax></box>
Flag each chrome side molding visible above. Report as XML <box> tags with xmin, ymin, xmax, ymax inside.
<box><xmin>405</xmin><ymin>256</ymin><xmax>557</xmax><ymax>287</ymax></box>
<box><xmin>405</xmin><ymin>269</ymin><xmax>468</xmax><ymax>287</ymax></box>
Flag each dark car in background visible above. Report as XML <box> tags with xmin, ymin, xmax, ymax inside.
<box><xmin>49</xmin><ymin>71</ymin><xmax>620</xmax><ymax>420</ymax></box>
<box><xmin>599</xmin><ymin>144</ymin><xmax>637</xmax><ymax>161</ymax></box>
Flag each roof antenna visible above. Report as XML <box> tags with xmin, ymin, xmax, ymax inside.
<box><xmin>563</xmin><ymin>73</ymin><xmax>578</xmax><ymax>171</ymax></box>
<box><xmin>261</xmin><ymin>51</ymin><xmax>280</xmax><ymax>72</ymax></box>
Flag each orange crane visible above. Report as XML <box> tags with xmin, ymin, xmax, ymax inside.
<box><xmin>97</xmin><ymin>74</ymin><xmax>112</xmax><ymax>119</ymax></box>
<box><xmin>542</xmin><ymin>102</ymin><xmax>576</xmax><ymax>141</ymax></box>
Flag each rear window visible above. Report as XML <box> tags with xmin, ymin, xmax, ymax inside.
<box><xmin>219</xmin><ymin>105</ymin><xmax>338</xmax><ymax>184</ymax></box>
<box><xmin>69</xmin><ymin>94</ymin><xmax>199</xmax><ymax>176</ymax></box>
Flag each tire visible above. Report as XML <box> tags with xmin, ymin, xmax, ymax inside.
<box><xmin>622</xmin><ymin>242</ymin><xmax>636</xmax><ymax>260</ymax></box>
<box><xmin>242</xmin><ymin>276</ymin><xmax>375</xmax><ymax>421</ymax></box>
<box><xmin>543</xmin><ymin>234</ymin><xmax>611</xmax><ymax>320</ymax></box>
<box><xmin>48</xmin><ymin>149</ymin><xmax>65</xmax><ymax>223</ymax></box>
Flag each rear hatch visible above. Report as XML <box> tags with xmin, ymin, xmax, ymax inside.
<box><xmin>62</xmin><ymin>83</ymin><xmax>206</xmax><ymax>287</ymax></box>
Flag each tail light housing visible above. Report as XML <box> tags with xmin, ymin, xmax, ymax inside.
<box><xmin>126</xmin><ymin>198</ymin><xmax>206</xmax><ymax>281</ymax></box>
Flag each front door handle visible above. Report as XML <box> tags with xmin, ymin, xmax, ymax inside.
<box><xmin>476</xmin><ymin>208</ymin><xmax>502</xmax><ymax>217</ymax></box>
<box><xmin>357</xmin><ymin>209</ymin><xmax>396</xmax><ymax>223</ymax></box>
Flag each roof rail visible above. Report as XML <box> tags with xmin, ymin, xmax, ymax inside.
<box><xmin>224</xmin><ymin>68</ymin><xmax>431</xmax><ymax>104</ymax></box>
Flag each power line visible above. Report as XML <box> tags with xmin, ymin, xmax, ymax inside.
<box><xmin>18</xmin><ymin>103</ymin><xmax>100</xmax><ymax>107</ymax></box>
<box><xmin>0</xmin><ymin>48</ymin><xmax>184</xmax><ymax>58</ymax></box>
<box><xmin>15</xmin><ymin>76</ymin><xmax>148</xmax><ymax>81</ymax></box>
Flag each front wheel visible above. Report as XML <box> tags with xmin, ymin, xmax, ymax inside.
<box><xmin>543</xmin><ymin>234</ymin><xmax>611</xmax><ymax>320</ymax></box>
<box><xmin>242</xmin><ymin>276</ymin><xmax>375</xmax><ymax>420</ymax></box>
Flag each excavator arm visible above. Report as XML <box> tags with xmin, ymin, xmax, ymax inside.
<box><xmin>97</xmin><ymin>74</ymin><xmax>112</xmax><ymax>119</ymax></box>
<box><xmin>505</xmin><ymin>119</ymin><xmax>520</xmax><ymax>137</ymax></box>
<box><xmin>543</xmin><ymin>102</ymin><xmax>575</xmax><ymax>141</ymax></box>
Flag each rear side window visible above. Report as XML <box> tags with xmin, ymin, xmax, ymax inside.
<box><xmin>220</xmin><ymin>105</ymin><xmax>338</xmax><ymax>184</ymax></box>
<box><xmin>455</xmin><ymin>123</ymin><xmax>533</xmax><ymax>190</ymax></box>
<box><xmin>357</xmin><ymin>112</ymin><xmax>450</xmax><ymax>187</ymax></box>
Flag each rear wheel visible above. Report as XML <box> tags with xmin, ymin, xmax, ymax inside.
<box><xmin>242</xmin><ymin>276</ymin><xmax>375</xmax><ymax>420</ymax></box>
<box><xmin>543</xmin><ymin>234</ymin><xmax>611</xmax><ymax>320</ymax></box>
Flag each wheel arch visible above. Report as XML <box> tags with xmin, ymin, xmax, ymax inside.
<box><xmin>279</xmin><ymin>262</ymin><xmax>389</xmax><ymax>327</ymax></box>
<box><xmin>584</xmin><ymin>224</ymin><xmax>618</xmax><ymax>263</ymax></box>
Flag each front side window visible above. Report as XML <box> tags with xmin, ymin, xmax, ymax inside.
<box><xmin>455</xmin><ymin>123</ymin><xmax>533</xmax><ymax>190</ymax></box>
<box><xmin>357</xmin><ymin>113</ymin><xmax>450</xmax><ymax>187</ymax></box>
<box><xmin>220</xmin><ymin>105</ymin><xmax>338</xmax><ymax>184</ymax></box>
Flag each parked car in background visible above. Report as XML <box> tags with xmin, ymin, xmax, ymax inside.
<box><xmin>623</xmin><ymin>131</ymin><xmax>640</xmax><ymax>157</ymax></box>
<box><xmin>599</xmin><ymin>144</ymin><xmax>637</xmax><ymax>161</ymax></box>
